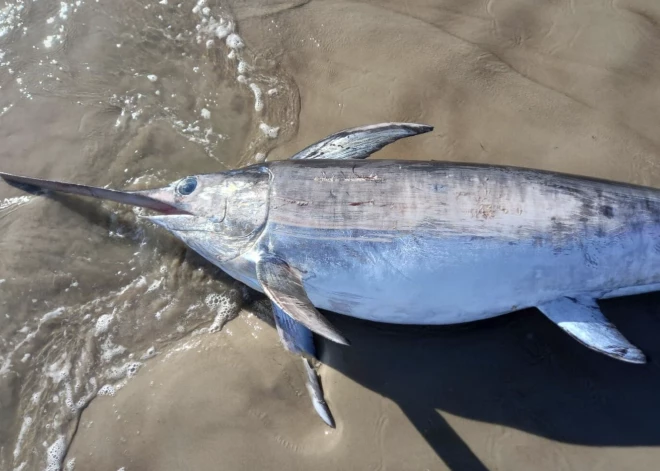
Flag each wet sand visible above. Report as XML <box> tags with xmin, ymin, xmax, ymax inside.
<box><xmin>4</xmin><ymin>0</ymin><xmax>660</xmax><ymax>470</ymax></box>
<box><xmin>67</xmin><ymin>299</ymin><xmax>660</xmax><ymax>471</ymax></box>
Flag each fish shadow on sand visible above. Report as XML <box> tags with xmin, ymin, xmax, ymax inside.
<box><xmin>318</xmin><ymin>295</ymin><xmax>660</xmax><ymax>470</ymax></box>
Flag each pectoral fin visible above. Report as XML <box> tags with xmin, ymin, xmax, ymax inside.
<box><xmin>290</xmin><ymin>122</ymin><xmax>433</xmax><ymax>160</ymax></box>
<box><xmin>268</xmin><ymin>281</ymin><xmax>337</xmax><ymax>427</ymax></box>
<box><xmin>256</xmin><ymin>255</ymin><xmax>349</xmax><ymax>346</ymax></box>
<box><xmin>537</xmin><ymin>296</ymin><xmax>646</xmax><ymax>364</ymax></box>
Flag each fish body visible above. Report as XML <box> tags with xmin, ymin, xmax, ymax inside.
<box><xmin>3</xmin><ymin>122</ymin><xmax>656</xmax><ymax>426</ymax></box>
<box><xmin>220</xmin><ymin>159</ymin><xmax>660</xmax><ymax>326</ymax></box>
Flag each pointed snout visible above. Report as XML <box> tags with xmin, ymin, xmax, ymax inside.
<box><xmin>0</xmin><ymin>172</ymin><xmax>189</xmax><ymax>215</ymax></box>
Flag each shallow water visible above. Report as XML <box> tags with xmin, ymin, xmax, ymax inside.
<box><xmin>3</xmin><ymin>0</ymin><xmax>660</xmax><ymax>470</ymax></box>
<box><xmin>0</xmin><ymin>0</ymin><xmax>296</xmax><ymax>468</ymax></box>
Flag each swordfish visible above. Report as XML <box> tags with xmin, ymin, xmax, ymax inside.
<box><xmin>2</xmin><ymin>122</ymin><xmax>658</xmax><ymax>425</ymax></box>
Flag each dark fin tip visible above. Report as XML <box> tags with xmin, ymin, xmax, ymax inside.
<box><xmin>616</xmin><ymin>348</ymin><xmax>647</xmax><ymax>364</ymax></box>
<box><xmin>327</xmin><ymin>329</ymin><xmax>351</xmax><ymax>347</ymax></box>
<box><xmin>415</xmin><ymin>124</ymin><xmax>434</xmax><ymax>133</ymax></box>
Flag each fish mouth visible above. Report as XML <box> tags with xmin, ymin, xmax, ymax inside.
<box><xmin>0</xmin><ymin>172</ymin><xmax>190</xmax><ymax>215</ymax></box>
<box><xmin>141</xmin><ymin>214</ymin><xmax>212</xmax><ymax>232</ymax></box>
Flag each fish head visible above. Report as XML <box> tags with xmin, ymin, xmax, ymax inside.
<box><xmin>0</xmin><ymin>166</ymin><xmax>270</xmax><ymax>262</ymax></box>
<box><xmin>142</xmin><ymin>167</ymin><xmax>270</xmax><ymax>262</ymax></box>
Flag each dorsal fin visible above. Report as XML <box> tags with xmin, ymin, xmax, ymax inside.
<box><xmin>537</xmin><ymin>296</ymin><xmax>646</xmax><ymax>364</ymax></box>
<box><xmin>290</xmin><ymin>122</ymin><xmax>433</xmax><ymax>161</ymax></box>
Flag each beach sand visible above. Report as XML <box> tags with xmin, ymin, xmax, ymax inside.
<box><xmin>3</xmin><ymin>0</ymin><xmax>660</xmax><ymax>469</ymax></box>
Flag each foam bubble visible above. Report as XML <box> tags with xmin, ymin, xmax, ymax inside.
<box><xmin>249</xmin><ymin>83</ymin><xmax>263</xmax><ymax>112</ymax></box>
<box><xmin>0</xmin><ymin>3</ymin><xmax>25</xmax><ymax>39</ymax></box>
<box><xmin>259</xmin><ymin>122</ymin><xmax>280</xmax><ymax>139</ymax></box>
<box><xmin>94</xmin><ymin>314</ymin><xmax>114</xmax><ymax>336</ymax></box>
<box><xmin>204</xmin><ymin>294</ymin><xmax>238</xmax><ymax>332</ymax></box>
<box><xmin>42</xmin><ymin>307</ymin><xmax>65</xmax><ymax>323</ymax></box>
<box><xmin>101</xmin><ymin>337</ymin><xmax>127</xmax><ymax>363</ymax></box>
<box><xmin>97</xmin><ymin>384</ymin><xmax>116</xmax><ymax>396</ymax></box>
<box><xmin>147</xmin><ymin>74</ymin><xmax>158</xmax><ymax>82</ymax></box>
<box><xmin>13</xmin><ymin>416</ymin><xmax>32</xmax><ymax>460</ymax></box>
<box><xmin>147</xmin><ymin>277</ymin><xmax>163</xmax><ymax>292</ymax></box>
<box><xmin>64</xmin><ymin>377</ymin><xmax>98</xmax><ymax>411</ymax></box>
<box><xmin>45</xmin><ymin>435</ymin><xmax>66</xmax><ymax>471</ymax></box>
<box><xmin>200</xmin><ymin>108</ymin><xmax>211</xmax><ymax>119</ymax></box>
<box><xmin>65</xmin><ymin>458</ymin><xmax>76</xmax><ymax>471</ymax></box>
<box><xmin>205</xmin><ymin>293</ymin><xmax>226</xmax><ymax>309</ymax></box>
<box><xmin>43</xmin><ymin>35</ymin><xmax>58</xmax><ymax>48</ymax></box>
<box><xmin>46</xmin><ymin>357</ymin><xmax>71</xmax><ymax>384</ymax></box>
<box><xmin>191</xmin><ymin>0</ymin><xmax>204</xmax><ymax>14</ymax></box>
<box><xmin>214</xmin><ymin>19</ymin><xmax>234</xmax><ymax>39</ymax></box>
<box><xmin>226</xmin><ymin>33</ymin><xmax>243</xmax><ymax>49</ymax></box>
<box><xmin>58</xmin><ymin>2</ymin><xmax>69</xmax><ymax>20</ymax></box>
<box><xmin>108</xmin><ymin>361</ymin><xmax>142</xmax><ymax>380</ymax></box>
<box><xmin>0</xmin><ymin>103</ymin><xmax>13</xmax><ymax>117</ymax></box>
<box><xmin>140</xmin><ymin>346</ymin><xmax>157</xmax><ymax>360</ymax></box>
<box><xmin>126</xmin><ymin>361</ymin><xmax>141</xmax><ymax>377</ymax></box>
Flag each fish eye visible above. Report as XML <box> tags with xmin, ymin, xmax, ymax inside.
<box><xmin>176</xmin><ymin>176</ymin><xmax>198</xmax><ymax>196</ymax></box>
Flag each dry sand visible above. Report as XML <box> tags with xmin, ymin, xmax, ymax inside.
<box><xmin>4</xmin><ymin>0</ymin><xmax>660</xmax><ymax>470</ymax></box>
